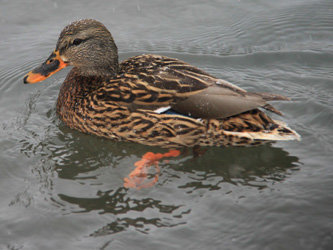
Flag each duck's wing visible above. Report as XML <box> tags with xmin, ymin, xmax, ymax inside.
<box><xmin>103</xmin><ymin>54</ymin><xmax>288</xmax><ymax>118</ymax></box>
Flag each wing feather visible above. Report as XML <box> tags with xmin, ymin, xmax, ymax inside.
<box><xmin>103</xmin><ymin>54</ymin><xmax>290</xmax><ymax>117</ymax></box>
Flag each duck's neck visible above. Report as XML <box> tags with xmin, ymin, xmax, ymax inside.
<box><xmin>76</xmin><ymin>64</ymin><xmax>119</xmax><ymax>78</ymax></box>
<box><xmin>56</xmin><ymin>67</ymin><xmax>108</xmax><ymax>120</ymax></box>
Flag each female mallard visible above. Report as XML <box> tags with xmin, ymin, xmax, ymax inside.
<box><xmin>24</xmin><ymin>19</ymin><xmax>299</xmax><ymax>187</ymax></box>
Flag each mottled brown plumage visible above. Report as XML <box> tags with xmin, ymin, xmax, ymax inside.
<box><xmin>24</xmin><ymin>19</ymin><xmax>300</xmax><ymax>148</ymax></box>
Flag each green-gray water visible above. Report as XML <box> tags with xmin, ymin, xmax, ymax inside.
<box><xmin>0</xmin><ymin>0</ymin><xmax>332</xmax><ymax>249</ymax></box>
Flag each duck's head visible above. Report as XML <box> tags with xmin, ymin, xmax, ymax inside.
<box><xmin>24</xmin><ymin>19</ymin><xmax>119</xmax><ymax>84</ymax></box>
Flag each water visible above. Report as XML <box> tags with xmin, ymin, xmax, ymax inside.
<box><xmin>1</xmin><ymin>0</ymin><xmax>332</xmax><ymax>249</ymax></box>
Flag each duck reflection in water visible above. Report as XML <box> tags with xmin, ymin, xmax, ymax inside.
<box><xmin>51</xmin><ymin>138</ymin><xmax>299</xmax><ymax>235</ymax></box>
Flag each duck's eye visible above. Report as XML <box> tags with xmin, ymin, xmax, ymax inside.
<box><xmin>72</xmin><ymin>38</ymin><xmax>83</xmax><ymax>46</ymax></box>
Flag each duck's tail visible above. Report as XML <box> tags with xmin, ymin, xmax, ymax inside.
<box><xmin>223</xmin><ymin>120</ymin><xmax>301</xmax><ymax>142</ymax></box>
<box><xmin>204</xmin><ymin>109</ymin><xmax>301</xmax><ymax>147</ymax></box>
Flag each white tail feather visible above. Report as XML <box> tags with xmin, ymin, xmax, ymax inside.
<box><xmin>223</xmin><ymin>120</ymin><xmax>301</xmax><ymax>142</ymax></box>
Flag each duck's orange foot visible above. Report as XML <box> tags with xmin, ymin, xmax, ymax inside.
<box><xmin>124</xmin><ymin>149</ymin><xmax>181</xmax><ymax>189</ymax></box>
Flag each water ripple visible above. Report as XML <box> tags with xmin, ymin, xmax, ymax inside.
<box><xmin>117</xmin><ymin>1</ymin><xmax>332</xmax><ymax>56</ymax></box>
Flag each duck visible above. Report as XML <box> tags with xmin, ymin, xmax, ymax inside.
<box><xmin>23</xmin><ymin>19</ymin><xmax>300</xmax><ymax>148</ymax></box>
<box><xmin>23</xmin><ymin>19</ymin><xmax>300</xmax><ymax>188</ymax></box>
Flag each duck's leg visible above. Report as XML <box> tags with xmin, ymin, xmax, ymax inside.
<box><xmin>192</xmin><ymin>145</ymin><xmax>208</xmax><ymax>157</ymax></box>
<box><xmin>123</xmin><ymin>149</ymin><xmax>180</xmax><ymax>189</ymax></box>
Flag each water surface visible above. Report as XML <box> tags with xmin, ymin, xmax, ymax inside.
<box><xmin>0</xmin><ymin>0</ymin><xmax>332</xmax><ymax>249</ymax></box>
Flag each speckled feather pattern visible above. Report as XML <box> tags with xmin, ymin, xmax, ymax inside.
<box><xmin>56</xmin><ymin>54</ymin><xmax>299</xmax><ymax>148</ymax></box>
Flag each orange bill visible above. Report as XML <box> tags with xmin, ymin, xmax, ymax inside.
<box><xmin>23</xmin><ymin>50</ymin><xmax>68</xmax><ymax>84</ymax></box>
